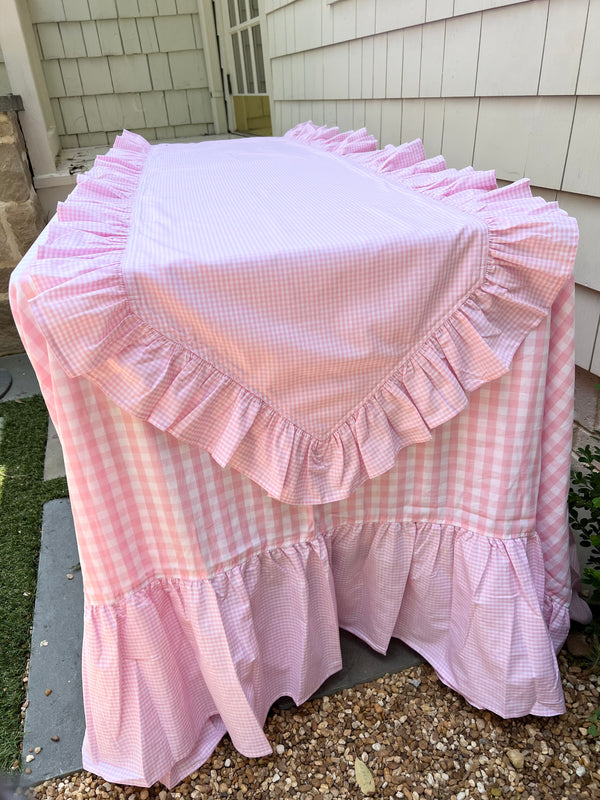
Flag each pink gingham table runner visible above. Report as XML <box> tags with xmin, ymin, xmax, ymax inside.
<box><xmin>10</xmin><ymin>123</ymin><xmax>589</xmax><ymax>787</ymax></box>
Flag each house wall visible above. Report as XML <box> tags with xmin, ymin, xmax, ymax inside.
<box><xmin>265</xmin><ymin>0</ymin><xmax>600</xmax><ymax>382</ymax></box>
<box><xmin>0</xmin><ymin>47</ymin><xmax>11</xmax><ymax>95</ymax></box>
<box><xmin>26</xmin><ymin>0</ymin><xmax>216</xmax><ymax>148</ymax></box>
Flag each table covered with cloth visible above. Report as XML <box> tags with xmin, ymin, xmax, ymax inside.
<box><xmin>10</xmin><ymin>122</ymin><xmax>592</xmax><ymax>787</ymax></box>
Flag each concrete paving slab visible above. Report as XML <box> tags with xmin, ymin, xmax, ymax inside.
<box><xmin>0</xmin><ymin>368</ymin><xmax>12</xmax><ymax>399</ymax></box>
<box><xmin>20</xmin><ymin>499</ymin><xmax>84</xmax><ymax>788</ymax></box>
<box><xmin>0</xmin><ymin>353</ymin><xmax>39</xmax><ymax>402</ymax></box>
<box><xmin>315</xmin><ymin>630</ymin><xmax>422</xmax><ymax>699</ymax></box>
<box><xmin>43</xmin><ymin>419</ymin><xmax>66</xmax><ymax>481</ymax></box>
<box><xmin>276</xmin><ymin>630</ymin><xmax>422</xmax><ymax>710</ymax></box>
<box><xmin>0</xmin><ymin>353</ymin><xmax>65</xmax><ymax>480</ymax></box>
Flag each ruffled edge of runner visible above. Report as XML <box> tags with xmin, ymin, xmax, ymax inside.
<box><xmin>25</xmin><ymin>124</ymin><xmax>578</xmax><ymax>504</ymax></box>
<box><xmin>81</xmin><ymin>521</ymin><xmax>572</xmax><ymax>787</ymax></box>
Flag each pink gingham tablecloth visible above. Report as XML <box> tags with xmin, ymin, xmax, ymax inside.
<box><xmin>9</xmin><ymin>123</ymin><xmax>590</xmax><ymax>787</ymax></box>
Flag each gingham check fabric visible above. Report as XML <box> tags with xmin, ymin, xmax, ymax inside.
<box><xmin>24</xmin><ymin>124</ymin><xmax>578</xmax><ymax>505</ymax></box>
<box><xmin>9</xmin><ymin>123</ymin><xmax>588</xmax><ymax>788</ymax></box>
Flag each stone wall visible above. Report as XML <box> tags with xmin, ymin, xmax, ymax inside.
<box><xmin>0</xmin><ymin>98</ymin><xmax>45</xmax><ymax>356</ymax></box>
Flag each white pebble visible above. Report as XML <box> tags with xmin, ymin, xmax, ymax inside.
<box><xmin>372</xmin><ymin>743</ymin><xmax>381</xmax><ymax>751</ymax></box>
<box><xmin>224</xmin><ymin>758</ymin><xmax>231</xmax><ymax>767</ymax></box>
<box><xmin>457</xmin><ymin>792</ymin><xmax>467</xmax><ymax>800</ymax></box>
<box><xmin>272</xmin><ymin>774</ymin><xmax>280</xmax><ymax>783</ymax></box>
<box><xmin>477</xmin><ymin>782</ymin><xmax>485</xmax><ymax>794</ymax></box>
<box><xmin>275</xmin><ymin>744</ymin><xmax>285</xmax><ymax>755</ymax></box>
<box><xmin>576</xmin><ymin>766</ymin><xmax>586</xmax><ymax>777</ymax></box>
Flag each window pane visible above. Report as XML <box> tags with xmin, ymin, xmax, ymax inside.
<box><xmin>232</xmin><ymin>32</ymin><xmax>245</xmax><ymax>93</ymax></box>
<box><xmin>227</xmin><ymin>0</ymin><xmax>237</xmax><ymax>27</ymax></box>
<box><xmin>252</xmin><ymin>24</ymin><xmax>266</xmax><ymax>93</ymax></box>
<box><xmin>249</xmin><ymin>0</ymin><xmax>259</xmax><ymax>18</ymax></box>
<box><xmin>240</xmin><ymin>27</ymin><xmax>255</xmax><ymax>93</ymax></box>
<box><xmin>237</xmin><ymin>0</ymin><xmax>247</xmax><ymax>24</ymax></box>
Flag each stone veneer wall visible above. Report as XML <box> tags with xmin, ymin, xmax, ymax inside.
<box><xmin>0</xmin><ymin>100</ymin><xmax>45</xmax><ymax>356</ymax></box>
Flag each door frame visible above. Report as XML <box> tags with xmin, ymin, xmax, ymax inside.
<box><xmin>195</xmin><ymin>0</ymin><xmax>229</xmax><ymax>134</ymax></box>
<box><xmin>209</xmin><ymin>0</ymin><xmax>274</xmax><ymax>134</ymax></box>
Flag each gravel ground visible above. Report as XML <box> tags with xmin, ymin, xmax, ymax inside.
<box><xmin>25</xmin><ymin>644</ymin><xmax>600</xmax><ymax>800</ymax></box>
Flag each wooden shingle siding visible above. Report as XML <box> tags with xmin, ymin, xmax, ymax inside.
<box><xmin>268</xmin><ymin>0</ymin><xmax>600</xmax><ymax>371</ymax></box>
<box><xmin>442</xmin><ymin>14</ymin><xmax>480</xmax><ymax>96</ymax></box>
<box><xmin>476</xmin><ymin>3</ymin><xmax>548</xmax><ymax>96</ymax></box>
<box><xmin>62</xmin><ymin>0</ymin><xmax>92</xmax><ymax>21</ymax></box>
<box><xmin>563</xmin><ymin>99</ymin><xmax>600</xmax><ymax>197</ymax></box>
<box><xmin>28</xmin><ymin>0</ymin><xmax>214</xmax><ymax>147</ymax></box>
<box><xmin>539</xmin><ymin>0</ymin><xmax>588</xmax><ymax>95</ymax></box>
<box><xmin>575</xmin><ymin>286</ymin><xmax>600</xmax><ymax>371</ymax></box>
<box><xmin>473</xmin><ymin>97</ymin><xmax>575</xmax><ymax>188</ymax></box>
<box><xmin>374</xmin><ymin>0</ymin><xmax>426</xmax><ymax>32</ymax></box>
<box><xmin>426</xmin><ymin>0</ymin><xmax>455</xmax><ymax>21</ymax></box>
<box><xmin>558</xmin><ymin>192</ymin><xmax>600</xmax><ymax>293</ymax></box>
<box><xmin>27</xmin><ymin>0</ymin><xmax>66</xmax><ymax>24</ymax></box>
<box><xmin>0</xmin><ymin>46</ymin><xmax>10</xmax><ymax>95</ymax></box>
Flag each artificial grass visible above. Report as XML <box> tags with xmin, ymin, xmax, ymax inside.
<box><xmin>0</xmin><ymin>395</ymin><xmax>68</xmax><ymax>772</ymax></box>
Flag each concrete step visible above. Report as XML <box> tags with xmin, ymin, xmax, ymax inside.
<box><xmin>44</xmin><ymin>419</ymin><xmax>65</xmax><ymax>481</ymax></box>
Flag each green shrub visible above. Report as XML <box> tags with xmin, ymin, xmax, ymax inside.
<box><xmin>569</xmin><ymin>432</ymin><xmax>600</xmax><ymax>602</ymax></box>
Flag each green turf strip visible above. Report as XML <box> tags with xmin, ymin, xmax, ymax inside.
<box><xmin>0</xmin><ymin>395</ymin><xmax>68</xmax><ymax>772</ymax></box>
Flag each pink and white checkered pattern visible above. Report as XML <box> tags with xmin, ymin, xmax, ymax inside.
<box><xmin>9</xmin><ymin>123</ymin><xmax>589</xmax><ymax>788</ymax></box>
<box><xmin>25</xmin><ymin>124</ymin><xmax>578</xmax><ymax>506</ymax></box>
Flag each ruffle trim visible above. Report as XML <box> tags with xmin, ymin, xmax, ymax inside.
<box><xmin>27</xmin><ymin>125</ymin><xmax>578</xmax><ymax>505</ymax></box>
<box><xmin>81</xmin><ymin>521</ymin><xmax>573</xmax><ymax>788</ymax></box>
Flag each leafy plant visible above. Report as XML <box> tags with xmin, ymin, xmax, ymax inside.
<box><xmin>569</xmin><ymin>432</ymin><xmax>600</xmax><ymax>601</ymax></box>
<box><xmin>0</xmin><ymin>396</ymin><xmax>68</xmax><ymax>772</ymax></box>
<box><xmin>588</xmin><ymin>708</ymin><xmax>600</xmax><ymax>738</ymax></box>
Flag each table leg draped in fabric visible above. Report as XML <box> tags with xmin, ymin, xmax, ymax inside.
<box><xmin>9</xmin><ymin>124</ymin><xmax>590</xmax><ymax>787</ymax></box>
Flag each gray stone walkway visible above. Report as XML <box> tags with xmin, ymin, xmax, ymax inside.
<box><xmin>20</xmin><ymin>499</ymin><xmax>84</xmax><ymax>787</ymax></box>
<box><xmin>1</xmin><ymin>352</ymin><xmax>421</xmax><ymax>788</ymax></box>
